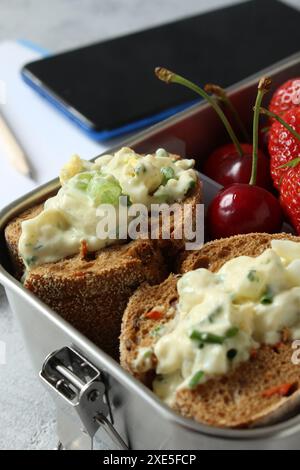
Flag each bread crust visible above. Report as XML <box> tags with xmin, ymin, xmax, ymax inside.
<box><xmin>120</xmin><ymin>233</ymin><xmax>300</xmax><ymax>428</ymax></box>
<box><xmin>25</xmin><ymin>239</ymin><xmax>167</xmax><ymax>359</ymax></box>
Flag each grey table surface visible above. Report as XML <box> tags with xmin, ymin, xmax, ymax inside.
<box><xmin>0</xmin><ymin>0</ymin><xmax>299</xmax><ymax>451</ymax></box>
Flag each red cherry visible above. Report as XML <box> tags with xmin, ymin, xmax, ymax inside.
<box><xmin>203</xmin><ymin>143</ymin><xmax>272</xmax><ymax>189</ymax></box>
<box><xmin>207</xmin><ymin>184</ymin><xmax>283</xmax><ymax>239</ymax></box>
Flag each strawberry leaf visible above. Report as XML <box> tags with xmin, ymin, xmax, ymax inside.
<box><xmin>277</xmin><ymin>157</ymin><xmax>300</xmax><ymax>170</ymax></box>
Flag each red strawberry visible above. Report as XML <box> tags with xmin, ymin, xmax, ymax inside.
<box><xmin>280</xmin><ymin>159</ymin><xmax>300</xmax><ymax>234</ymax></box>
<box><xmin>269</xmin><ymin>78</ymin><xmax>300</xmax><ymax>120</ymax></box>
<box><xmin>269</xmin><ymin>107</ymin><xmax>300</xmax><ymax>189</ymax></box>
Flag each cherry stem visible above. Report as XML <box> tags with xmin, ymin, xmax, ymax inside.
<box><xmin>155</xmin><ymin>67</ymin><xmax>244</xmax><ymax>157</ymax></box>
<box><xmin>258</xmin><ymin>107</ymin><xmax>300</xmax><ymax>142</ymax></box>
<box><xmin>249</xmin><ymin>77</ymin><xmax>272</xmax><ymax>186</ymax></box>
<box><xmin>204</xmin><ymin>83</ymin><xmax>251</xmax><ymax>143</ymax></box>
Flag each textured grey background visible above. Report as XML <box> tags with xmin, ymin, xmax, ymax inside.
<box><xmin>0</xmin><ymin>0</ymin><xmax>299</xmax><ymax>451</ymax></box>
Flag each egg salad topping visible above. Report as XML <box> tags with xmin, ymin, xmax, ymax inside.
<box><xmin>19</xmin><ymin>147</ymin><xmax>197</xmax><ymax>268</ymax></box>
<box><xmin>136</xmin><ymin>240</ymin><xmax>300</xmax><ymax>405</ymax></box>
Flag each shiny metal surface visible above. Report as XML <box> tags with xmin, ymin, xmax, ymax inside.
<box><xmin>40</xmin><ymin>346</ymin><xmax>128</xmax><ymax>449</ymax></box>
<box><xmin>1</xmin><ymin>52</ymin><xmax>300</xmax><ymax>450</ymax></box>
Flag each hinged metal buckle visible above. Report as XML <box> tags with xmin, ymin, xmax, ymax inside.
<box><xmin>40</xmin><ymin>346</ymin><xmax>128</xmax><ymax>450</ymax></box>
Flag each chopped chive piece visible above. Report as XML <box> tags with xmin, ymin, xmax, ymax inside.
<box><xmin>77</xmin><ymin>172</ymin><xmax>93</xmax><ymax>179</ymax></box>
<box><xmin>208</xmin><ymin>306</ymin><xmax>223</xmax><ymax>323</ymax></box>
<box><xmin>34</xmin><ymin>244</ymin><xmax>43</xmax><ymax>250</ymax></box>
<box><xmin>25</xmin><ymin>255</ymin><xmax>37</xmax><ymax>266</ymax></box>
<box><xmin>191</xmin><ymin>326</ymin><xmax>239</xmax><ymax>345</ymax></box>
<box><xmin>161</xmin><ymin>166</ymin><xmax>175</xmax><ymax>184</ymax></box>
<box><xmin>188</xmin><ymin>370</ymin><xmax>204</xmax><ymax>389</ymax></box>
<box><xmin>134</xmin><ymin>163</ymin><xmax>146</xmax><ymax>175</ymax></box>
<box><xmin>247</xmin><ymin>269</ymin><xmax>259</xmax><ymax>282</ymax></box>
<box><xmin>150</xmin><ymin>326</ymin><xmax>163</xmax><ymax>337</ymax></box>
<box><xmin>87</xmin><ymin>177</ymin><xmax>122</xmax><ymax>205</ymax></box>
<box><xmin>227</xmin><ymin>348</ymin><xmax>237</xmax><ymax>360</ymax></box>
<box><xmin>74</xmin><ymin>172</ymin><xmax>93</xmax><ymax>191</ymax></box>
<box><xmin>260</xmin><ymin>286</ymin><xmax>274</xmax><ymax>304</ymax></box>
<box><xmin>76</xmin><ymin>181</ymin><xmax>88</xmax><ymax>190</ymax></box>
<box><xmin>143</xmin><ymin>350</ymin><xmax>152</xmax><ymax>359</ymax></box>
<box><xmin>190</xmin><ymin>330</ymin><xmax>224</xmax><ymax>345</ymax></box>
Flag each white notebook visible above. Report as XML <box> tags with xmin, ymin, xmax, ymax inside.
<box><xmin>0</xmin><ymin>41</ymin><xmax>110</xmax><ymax>209</ymax></box>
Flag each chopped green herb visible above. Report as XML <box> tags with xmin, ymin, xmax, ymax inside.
<box><xmin>134</xmin><ymin>163</ymin><xmax>146</xmax><ymax>175</ymax></box>
<box><xmin>150</xmin><ymin>326</ymin><xmax>163</xmax><ymax>337</ymax></box>
<box><xmin>225</xmin><ymin>327</ymin><xmax>239</xmax><ymax>338</ymax></box>
<box><xmin>247</xmin><ymin>269</ymin><xmax>259</xmax><ymax>282</ymax></box>
<box><xmin>34</xmin><ymin>244</ymin><xmax>43</xmax><ymax>251</ymax></box>
<box><xmin>208</xmin><ymin>306</ymin><xmax>223</xmax><ymax>324</ymax></box>
<box><xmin>74</xmin><ymin>172</ymin><xmax>93</xmax><ymax>191</ymax></box>
<box><xmin>190</xmin><ymin>326</ymin><xmax>239</xmax><ymax>345</ymax></box>
<box><xmin>227</xmin><ymin>348</ymin><xmax>237</xmax><ymax>360</ymax></box>
<box><xmin>188</xmin><ymin>370</ymin><xmax>204</xmax><ymax>389</ymax></box>
<box><xmin>143</xmin><ymin>350</ymin><xmax>152</xmax><ymax>359</ymax></box>
<box><xmin>199</xmin><ymin>306</ymin><xmax>223</xmax><ymax>327</ymax></box>
<box><xmin>25</xmin><ymin>255</ymin><xmax>37</xmax><ymax>266</ymax></box>
<box><xmin>88</xmin><ymin>177</ymin><xmax>122</xmax><ymax>206</ymax></box>
<box><xmin>260</xmin><ymin>286</ymin><xmax>274</xmax><ymax>304</ymax></box>
<box><xmin>76</xmin><ymin>181</ymin><xmax>88</xmax><ymax>190</ymax></box>
<box><xmin>161</xmin><ymin>166</ymin><xmax>175</xmax><ymax>185</ymax></box>
<box><xmin>190</xmin><ymin>330</ymin><xmax>224</xmax><ymax>345</ymax></box>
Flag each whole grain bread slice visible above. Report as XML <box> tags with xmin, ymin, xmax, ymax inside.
<box><xmin>4</xmin><ymin>153</ymin><xmax>202</xmax><ymax>278</ymax></box>
<box><xmin>120</xmin><ymin>233</ymin><xmax>300</xmax><ymax>428</ymax></box>
<box><xmin>4</xmin><ymin>205</ymin><xmax>169</xmax><ymax>360</ymax></box>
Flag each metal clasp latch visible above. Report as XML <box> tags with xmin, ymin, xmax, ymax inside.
<box><xmin>40</xmin><ymin>346</ymin><xmax>128</xmax><ymax>450</ymax></box>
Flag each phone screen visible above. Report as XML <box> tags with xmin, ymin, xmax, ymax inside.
<box><xmin>22</xmin><ymin>0</ymin><xmax>300</xmax><ymax>132</ymax></box>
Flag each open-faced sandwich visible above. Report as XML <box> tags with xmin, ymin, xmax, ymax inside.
<box><xmin>120</xmin><ymin>233</ymin><xmax>300</xmax><ymax>428</ymax></box>
<box><xmin>5</xmin><ymin>147</ymin><xmax>201</xmax><ymax>358</ymax></box>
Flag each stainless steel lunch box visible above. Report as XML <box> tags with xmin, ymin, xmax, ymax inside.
<box><xmin>1</xmin><ymin>53</ymin><xmax>300</xmax><ymax>450</ymax></box>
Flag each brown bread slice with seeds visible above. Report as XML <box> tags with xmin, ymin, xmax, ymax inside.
<box><xmin>4</xmin><ymin>153</ymin><xmax>202</xmax><ymax>279</ymax></box>
<box><xmin>5</xmin><ymin>206</ymin><xmax>168</xmax><ymax>359</ymax></box>
<box><xmin>120</xmin><ymin>233</ymin><xmax>300</xmax><ymax>428</ymax></box>
<box><xmin>4</xmin><ymin>153</ymin><xmax>202</xmax><ymax>359</ymax></box>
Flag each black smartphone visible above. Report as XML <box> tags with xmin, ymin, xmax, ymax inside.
<box><xmin>21</xmin><ymin>0</ymin><xmax>300</xmax><ymax>140</ymax></box>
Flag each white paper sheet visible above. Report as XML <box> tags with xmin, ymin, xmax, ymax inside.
<box><xmin>0</xmin><ymin>41</ymin><xmax>109</xmax><ymax>209</ymax></box>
